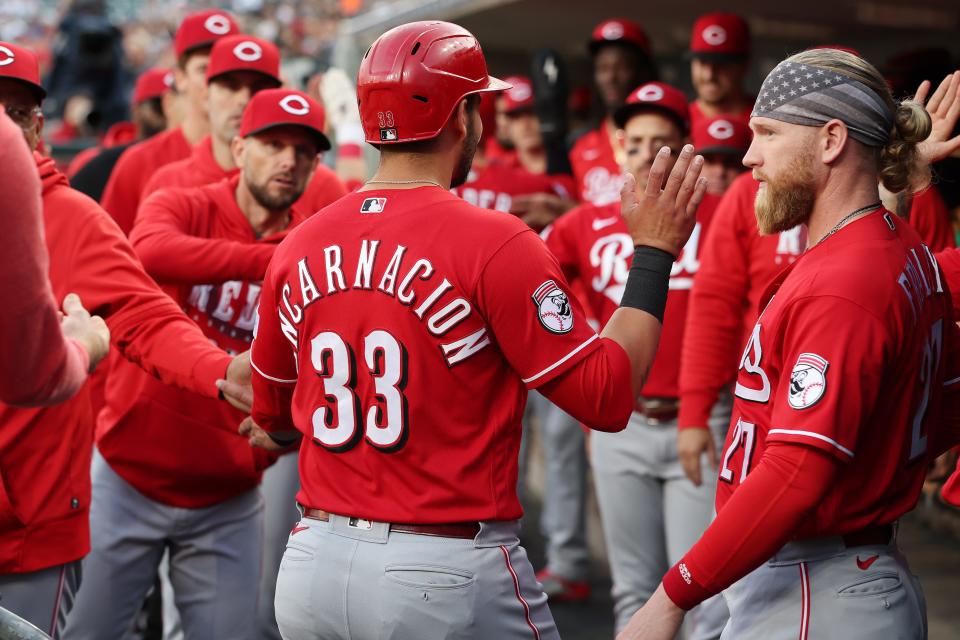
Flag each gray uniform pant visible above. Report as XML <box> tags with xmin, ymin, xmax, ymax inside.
<box><xmin>63</xmin><ymin>451</ymin><xmax>264</xmax><ymax>640</ymax></box>
<box><xmin>521</xmin><ymin>392</ymin><xmax>590</xmax><ymax>582</ymax></box>
<box><xmin>721</xmin><ymin>535</ymin><xmax>926</xmax><ymax>639</ymax></box>
<box><xmin>274</xmin><ymin>514</ymin><xmax>560</xmax><ymax>640</ymax></box>
<box><xmin>591</xmin><ymin>409</ymin><xmax>729</xmax><ymax>637</ymax></box>
<box><xmin>160</xmin><ymin>452</ymin><xmax>300</xmax><ymax>640</ymax></box>
<box><xmin>0</xmin><ymin>561</ymin><xmax>81</xmax><ymax>639</ymax></box>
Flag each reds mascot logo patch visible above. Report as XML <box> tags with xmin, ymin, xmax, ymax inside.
<box><xmin>788</xmin><ymin>353</ymin><xmax>828</xmax><ymax>409</ymax></box>
<box><xmin>532</xmin><ymin>280</ymin><xmax>574</xmax><ymax>334</ymax></box>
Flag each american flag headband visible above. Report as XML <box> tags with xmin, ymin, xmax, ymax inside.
<box><xmin>751</xmin><ymin>59</ymin><xmax>894</xmax><ymax>148</ymax></box>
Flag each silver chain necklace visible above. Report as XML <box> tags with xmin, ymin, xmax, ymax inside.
<box><xmin>365</xmin><ymin>179</ymin><xmax>445</xmax><ymax>188</ymax></box>
<box><xmin>811</xmin><ymin>201</ymin><xmax>881</xmax><ymax>248</ymax></box>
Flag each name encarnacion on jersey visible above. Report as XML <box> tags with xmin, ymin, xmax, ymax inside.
<box><xmin>274</xmin><ymin>240</ymin><xmax>491</xmax><ymax>366</ymax></box>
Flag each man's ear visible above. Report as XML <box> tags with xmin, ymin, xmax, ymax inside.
<box><xmin>231</xmin><ymin>136</ymin><xmax>246</xmax><ymax>168</ymax></box>
<box><xmin>452</xmin><ymin>98</ymin><xmax>470</xmax><ymax>140</ymax></box>
<box><xmin>821</xmin><ymin>119</ymin><xmax>849</xmax><ymax>164</ymax></box>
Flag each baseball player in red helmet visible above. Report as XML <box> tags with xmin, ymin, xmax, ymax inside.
<box><xmin>0</xmin><ymin>41</ymin><xmax>249</xmax><ymax>639</ymax></box>
<box><xmin>570</xmin><ymin>18</ymin><xmax>657</xmax><ymax>207</ymax></box>
<box><xmin>544</xmin><ymin>81</ymin><xmax>728</xmax><ymax>637</ymax></box>
<box><xmin>688</xmin><ymin>12</ymin><xmax>754</xmax><ymax>129</ymax></box>
<box><xmin>241</xmin><ymin>20</ymin><xmax>708</xmax><ymax>639</ymax></box>
<box><xmin>140</xmin><ymin>34</ymin><xmax>346</xmax><ymax>214</ymax></box>
<box><xmin>620</xmin><ymin>48</ymin><xmax>960</xmax><ymax>640</ymax></box>
<box><xmin>101</xmin><ymin>9</ymin><xmax>240</xmax><ymax>234</ymax></box>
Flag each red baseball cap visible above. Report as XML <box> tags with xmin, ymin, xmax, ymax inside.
<box><xmin>692</xmin><ymin>116</ymin><xmax>751</xmax><ymax>156</ymax></box>
<box><xmin>133</xmin><ymin>67</ymin><xmax>173</xmax><ymax>105</ymax></box>
<box><xmin>690</xmin><ymin>13</ymin><xmax>750</xmax><ymax>60</ymax></box>
<box><xmin>589</xmin><ymin>18</ymin><xmax>651</xmax><ymax>57</ymax></box>
<box><xmin>499</xmin><ymin>75</ymin><xmax>534</xmax><ymax>114</ymax></box>
<box><xmin>239</xmin><ymin>88</ymin><xmax>330</xmax><ymax>152</ymax></box>
<box><xmin>206</xmin><ymin>35</ymin><xmax>282</xmax><ymax>86</ymax></box>
<box><xmin>0</xmin><ymin>42</ymin><xmax>46</xmax><ymax>102</ymax></box>
<box><xmin>174</xmin><ymin>10</ymin><xmax>240</xmax><ymax>58</ymax></box>
<box><xmin>613</xmin><ymin>82</ymin><xmax>689</xmax><ymax>133</ymax></box>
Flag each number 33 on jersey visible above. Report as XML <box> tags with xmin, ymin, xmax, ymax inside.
<box><xmin>715</xmin><ymin>213</ymin><xmax>960</xmax><ymax>533</ymax></box>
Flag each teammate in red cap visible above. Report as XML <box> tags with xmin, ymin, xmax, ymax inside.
<box><xmin>688</xmin><ymin>12</ymin><xmax>754</xmax><ymax>129</ymax></box>
<box><xmin>545</xmin><ymin>81</ymin><xmax>727</xmax><ymax>637</ymax></box>
<box><xmin>100</xmin><ymin>9</ymin><xmax>240</xmax><ymax>234</ymax></box>
<box><xmin>621</xmin><ymin>48</ymin><xmax>960</xmax><ymax>640</ymax></box>
<box><xmin>242</xmin><ymin>20</ymin><xmax>708</xmax><ymax>639</ymax></box>
<box><xmin>691</xmin><ymin>116</ymin><xmax>751</xmax><ymax>197</ymax></box>
<box><xmin>63</xmin><ymin>88</ymin><xmax>328</xmax><ymax>640</ymax></box>
<box><xmin>570</xmin><ymin>18</ymin><xmax>657</xmax><ymax>207</ymax></box>
<box><xmin>0</xmin><ymin>41</ymin><xmax>250</xmax><ymax>639</ymax></box>
<box><xmin>141</xmin><ymin>34</ymin><xmax>345</xmax><ymax>220</ymax></box>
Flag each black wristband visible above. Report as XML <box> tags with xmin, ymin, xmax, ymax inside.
<box><xmin>620</xmin><ymin>246</ymin><xmax>674</xmax><ymax>322</ymax></box>
<box><xmin>268</xmin><ymin>432</ymin><xmax>300</xmax><ymax>447</ymax></box>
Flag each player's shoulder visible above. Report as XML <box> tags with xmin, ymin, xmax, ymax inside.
<box><xmin>570</xmin><ymin>127</ymin><xmax>604</xmax><ymax>156</ymax></box>
<box><xmin>559</xmin><ymin>201</ymin><xmax>619</xmax><ymax>227</ymax></box>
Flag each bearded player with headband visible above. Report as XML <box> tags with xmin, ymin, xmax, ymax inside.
<box><xmin>241</xmin><ymin>20</ymin><xmax>709</xmax><ymax>639</ymax></box>
<box><xmin>620</xmin><ymin>48</ymin><xmax>960</xmax><ymax>640</ymax></box>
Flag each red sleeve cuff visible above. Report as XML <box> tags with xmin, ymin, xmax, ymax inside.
<box><xmin>662</xmin><ymin>559</ymin><xmax>715</xmax><ymax>611</ymax></box>
<box><xmin>678</xmin><ymin>389</ymin><xmax>716</xmax><ymax>429</ymax></box>
<box><xmin>191</xmin><ymin>352</ymin><xmax>233</xmax><ymax>399</ymax></box>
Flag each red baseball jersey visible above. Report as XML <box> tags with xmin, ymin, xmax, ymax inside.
<box><xmin>100</xmin><ymin>127</ymin><xmax>192</xmax><ymax>234</ymax></box>
<box><xmin>99</xmin><ymin>177</ymin><xmax>300</xmax><ymax>508</ymax></box>
<box><xmin>451</xmin><ymin>163</ymin><xmax>574</xmax><ymax>213</ymax></box>
<box><xmin>679</xmin><ymin>173</ymin><xmax>806</xmax><ymax>427</ymax></box>
<box><xmin>544</xmin><ymin>195</ymin><xmax>718</xmax><ymax>399</ymax></box>
<box><xmin>908</xmin><ymin>185</ymin><xmax>955</xmax><ymax>253</ymax></box>
<box><xmin>250</xmin><ymin>187</ymin><xmax>600</xmax><ymax>523</ymax></box>
<box><xmin>716</xmin><ymin>209</ymin><xmax>956</xmax><ymax>533</ymax></box>
<box><xmin>138</xmin><ymin>136</ymin><xmax>347</xmax><ymax>222</ymax></box>
<box><xmin>569</xmin><ymin>125</ymin><xmax>624</xmax><ymax>206</ymax></box>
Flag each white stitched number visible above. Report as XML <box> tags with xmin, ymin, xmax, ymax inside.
<box><xmin>719</xmin><ymin>419</ymin><xmax>756</xmax><ymax>484</ymax></box>
<box><xmin>311</xmin><ymin>331</ymin><xmax>408</xmax><ymax>452</ymax></box>
<box><xmin>909</xmin><ymin>319</ymin><xmax>943</xmax><ymax>461</ymax></box>
<box><xmin>734</xmin><ymin>324</ymin><xmax>771</xmax><ymax>403</ymax></box>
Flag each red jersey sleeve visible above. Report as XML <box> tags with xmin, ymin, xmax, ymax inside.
<box><xmin>909</xmin><ymin>186</ymin><xmax>955</xmax><ymax>253</ymax></box>
<box><xmin>476</xmin><ymin>229</ymin><xmax>601</xmax><ymax>388</ymax></box>
<box><xmin>100</xmin><ymin>148</ymin><xmax>145</xmax><ymax>235</ymax></box>
<box><xmin>935</xmin><ymin>247</ymin><xmax>960</xmax><ymax>316</ymax></box>
<box><xmin>130</xmin><ymin>189</ymin><xmax>275</xmax><ymax>284</ymax></box>
<box><xmin>65</xmin><ymin>200</ymin><xmax>232</xmax><ymax>398</ymax></box>
<box><xmin>766</xmin><ymin>296</ymin><xmax>889</xmax><ymax>461</ymax></box>
<box><xmin>679</xmin><ymin>187</ymin><xmax>752</xmax><ymax>428</ymax></box>
<box><xmin>250</xmin><ymin>260</ymin><xmax>297</xmax><ymax>434</ymax></box>
<box><xmin>542</xmin><ymin>211</ymin><xmax>581</xmax><ymax>284</ymax></box>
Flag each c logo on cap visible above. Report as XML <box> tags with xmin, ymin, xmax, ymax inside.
<box><xmin>204</xmin><ymin>14</ymin><xmax>232</xmax><ymax>35</ymax></box>
<box><xmin>509</xmin><ymin>83</ymin><xmax>532</xmax><ymax>102</ymax></box>
<box><xmin>636</xmin><ymin>85</ymin><xmax>664</xmax><ymax>102</ymax></box>
<box><xmin>233</xmin><ymin>41</ymin><xmax>263</xmax><ymax>63</ymax></box>
<box><xmin>163</xmin><ymin>71</ymin><xmax>174</xmax><ymax>87</ymax></box>
<box><xmin>702</xmin><ymin>25</ymin><xmax>727</xmax><ymax>46</ymax></box>
<box><xmin>707</xmin><ymin>119</ymin><xmax>735</xmax><ymax>140</ymax></box>
<box><xmin>279</xmin><ymin>95</ymin><xmax>311</xmax><ymax>116</ymax></box>
<box><xmin>601</xmin><ymin>22</ymin><xmax>625</xmax><ymax>40</ymax></box>
<box><xmin>0</xmin><ymin>45</ymin><xmax>15</xmax><ymax>67</ymax></box>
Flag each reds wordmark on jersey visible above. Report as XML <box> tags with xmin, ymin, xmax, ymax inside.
<box><xmin>251</xmin><ymin>187</ymin><xmax>601</xmax><ymax>523</ymax></box>
<box><xmin>718</xmin><ymin>210</ymin><xmax>958</xmax><ymax>535</ymax></box>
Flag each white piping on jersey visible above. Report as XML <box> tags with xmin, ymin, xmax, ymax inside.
<box><xmin>768</xmin><ymin>428</ymin><xmax>854</xmax><ymax>458</ymax></box>
<box><xmin>668</xmin><ymin>277</ymin><xmax>693</xmax><ymax>290</ymax></box>
<box><xmin>250</xmin><ymin>356</ymin><xmax>297</xmax><ymax>385</ymax></box>
<box><xmin>944</xmin><ymin>375</ymin><xmax>960</xmax><ymax>387</ymax></box>
<box><xmin>522</xmin><ymin>334</ymin><xmax>600</xmax><ymax>385</ymax></box>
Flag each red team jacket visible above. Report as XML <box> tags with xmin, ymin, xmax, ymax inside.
<box><xmin>679</xmin><ymin>173</ymin><xmax>956</xmax><ymax>429</ymax></box>
<box><xmin>0</xmin><ymin>155</ymin><xmax>232</xmax><ymax>573</ymax></box>
<box><xmin>250</xmin><ymin>187</ymin><xmax>605</xmax><ymax>523</ymax></box>
<box><xmin>569</xmin><ymin>126</ymin><xmax>623</xmax><ymax>207</ymax></box>
<box><xmin>544</xmin><ymin>194</ymin><xmax>719</xmax><ymax>400</ymax></box>
<box><xmin>96</xmin><ymin>177</ymin><xmax>303</xmax><ymax>509</ymax></box>
<box><xmin>100</xmin><ymin>127</ymin><xmax>192</xmax><ymax>234</ymax></box>
<box><xmin>139</xmin><ymin>135</ymin><xmax>348</xmax><ymax>218</ymax></box>
<box><xmin>716</xmin><ymin>210</ymin><xmax>959</xmax><ymax>532</ymax></box>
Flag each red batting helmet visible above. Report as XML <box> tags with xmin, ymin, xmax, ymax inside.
<box><xmin>357</xmin><ymin>21</ymin><xmax>511</xmax><ymax>144</ymax></box>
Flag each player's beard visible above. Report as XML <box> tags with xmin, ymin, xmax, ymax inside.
<box><xmin>247</xmin><ymin>170</ymin><xmax>306</xmax><ymax>213</ymax></box>
<box><xmin>450</xmin><ymin>116</ymin><xmax>479</xmax><ymax>189</ymax></box>
<box><xmin>754</xmin><ymin>149</ymin><xmax>817</xmax><ymax>235</ymax></box>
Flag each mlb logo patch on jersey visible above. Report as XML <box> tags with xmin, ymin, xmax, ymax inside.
<box><xmin>788</xmin><ymin>353</ymin><xmax>828</xmax><ymax>409</ymax></box>
<box><xmin>532</xmin><ymin>279</ymin><xmax>574</xmax><ymax>334</ymax></box>
<box><xmin>360</xmin><ymin>198</ymin><xmax>386</xmax><ymax>213</ymax></box>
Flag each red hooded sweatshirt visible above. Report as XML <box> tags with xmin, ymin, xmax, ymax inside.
<box><xmin>0</xmin><ymin>154</ymin><xmax>232</xmax><ymax>574</ymax></box>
